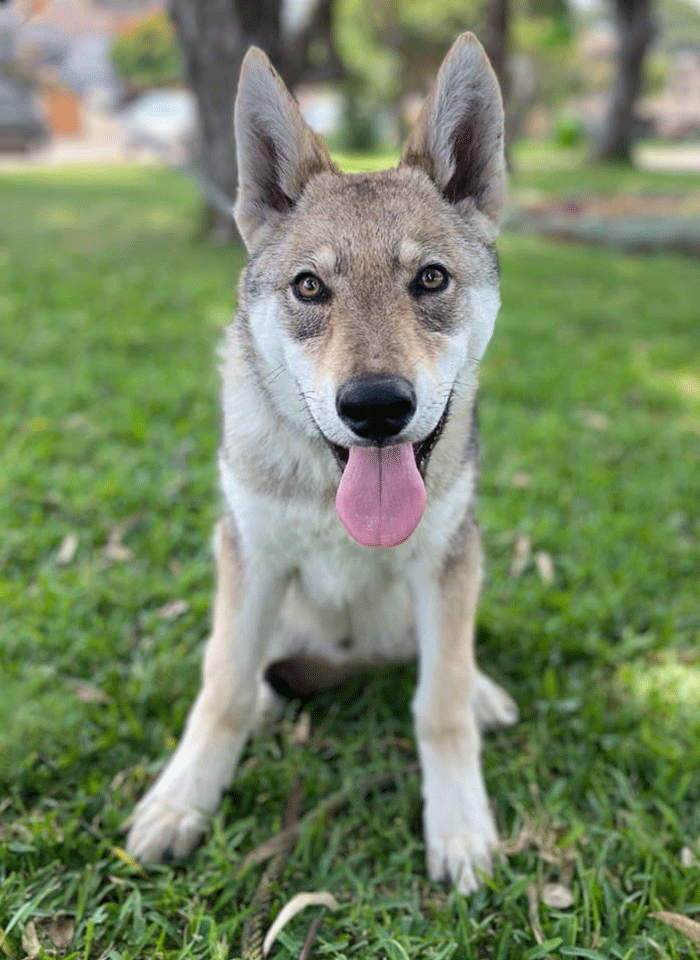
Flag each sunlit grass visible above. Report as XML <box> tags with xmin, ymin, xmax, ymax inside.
<box><xmin>619</xmin><ymin>655</ymin><xmax>700</xmax><ymax>729</ymax></box>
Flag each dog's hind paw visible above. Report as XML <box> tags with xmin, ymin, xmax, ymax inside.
<box><xmin>472</xmin><ymin>667</ymin><xmax>519</xmax><ymax>731</ymax></box>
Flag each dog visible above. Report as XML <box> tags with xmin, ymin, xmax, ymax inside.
<box><xmin>125</xmin><ymin>32</ymin><xmax>519</xmax><ymax>893</ymax></box>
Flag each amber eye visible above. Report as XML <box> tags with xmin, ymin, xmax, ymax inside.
<box><xmin>293</xmin><ymin>272</ymin><xmax>328</xmax><ymax>302</ymax></box>
<box><xmin>415</xmin><ymin>264</ymin><xmax>449</xmax><ymax>293</ymax></box>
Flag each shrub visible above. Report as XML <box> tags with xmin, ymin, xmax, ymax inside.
<box><xmin>553</xmin><ymin>110</ymin><xmax>587</xmax><ymax>148</ymax></box>
<box><xmin>111</xmin><ymin>12</ymin><xmax>183</xmax><ymax>94</ymax></box>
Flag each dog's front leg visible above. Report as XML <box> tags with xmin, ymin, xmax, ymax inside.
<box><xmin>126</xmin><ymin>517</ymin><xmax>285</xmax><ymax>863</ymax></box>
<box><xmin>411</xmin><ymin>525</ymin><xmax>498</xmax><ymax>894</ymax></box>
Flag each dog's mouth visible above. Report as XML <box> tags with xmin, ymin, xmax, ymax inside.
<box><xmin>328</xmin><ymin>401</ymin><xmax>449</xmax><ymax>479</ymax></box>
<box><xmin>324</xmin><ymin>398</ymin><xmax>450</xmax><ymax>549</ymax></box>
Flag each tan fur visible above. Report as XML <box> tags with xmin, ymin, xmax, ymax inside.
<box><xmin>125</xmin><ymin>33</ymin><xmax>518</xmax><ymax>894</ymax></box>
<box><xmin>414</xmin><ymin>527</ymin><xmax>482</xmax><ymax>743</ymax></box>
<box><xmin>411</xmin><ymin>526</ymin><xmax>499</xmax><ymax>889</ymax></box>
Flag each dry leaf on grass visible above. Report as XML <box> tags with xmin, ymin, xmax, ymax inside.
<box><xmin>46</xmin><ymin>914</ymin><xmax>74</xmax><ymax>950</ymax></box>
<box><xmin>156</xmin><ymin>599</ymin><xmax>189</xmax><ymax>621</ymax></box>
<box><xmin>104</xmin><ymin>540</ymin><xmax>133</xmax><ymax>562</ymax></box>
<box><xmin>649</xmin><ymin>911</ymin><xmax>700</xmax><ymax>946</ymax></box>
<box><xmin>511</xmin><ymin>471</ymin><xmax>531</xmax><ymax>489</ymax></box>
<box><xmin>510</xmin><ymin>534</ymin><xmax>532</xmax><ymax>578</ymax></box>
<box><xmin>541</xmin><ymin>882</ymin><xmax>574</xmax><ymax>909</ymax></box>
<box><xmin>580</xmin><ymin>409</ymin><xmax>610</xmax><ymax>430</ymax></box>
<box><xmin>110</xmin><ymin>844</ymin><xmax>146</xmax><ymax>874</ymax></box>
<box><xmin>109</xmin><ymin>769</ymin><xmax>129</xmax><ymax>792</ymax></box>
<box><xmin>57</xmin><ymin>533</ymin><xmax>78</xmax><ymax>565</ymax></box>
<box><xmin>680</xmin><ymin>843</ymin><xmax>699</xmax><ymax>868</ymax></box>
<box><xmin>63</xmin><ymin>413</ymin><xmax>91</xmax><ymax>431</ymax></box>
<box><xmin>104</xmin><ymin>514</ymin><xmax>145</xmax><ymax>563</ymax></box>
<box><xmin>502</xmin><ymin>824</ymin><xmax>564</xmax><ymax>866</ymax></box>
<box><xmin>21</xmin><ymin>920</ymin><xmax>41</xmax><ymax>959</ymax></box>
<box><xmin>291</xmin><ymin>711</ymin><xmax>311</xmax><ymax>747</ymax></box>
<box><xmin>67</xmin><ymin>680</ymin><xmax>111</xmax><ymax>705</ymax></box>
<box><xmin>263</xmin><ymin>892</ymin><xmax>339</xmax><ymax>957</ymax></box>
<box><xmin>534</xmin><ymin>551</ymin><xmax>555</xmax><ymax>586</ymax></box>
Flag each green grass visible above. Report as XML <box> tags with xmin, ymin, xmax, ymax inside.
<box><xmin>1</xmin><ymin>156</ymin><xmax>700</xmax><ymax>959</ymax></box>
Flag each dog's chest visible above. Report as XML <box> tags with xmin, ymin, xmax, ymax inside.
<box><xmin>296</xmin><ymin>531</ymin><xmax>406</xmax><ymax>610</ymax></box>
<box><xmin>234</xmin><ymin>482</ymin><xmax>412</xmax><ymax>602</ymax></box>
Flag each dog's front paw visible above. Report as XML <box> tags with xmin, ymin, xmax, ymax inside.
<box><xmin>125</xmin><ymin>737</ymin><xmax>238</xmax><ymax>863</ymax></box>
<box><xmin>125</xmin><ymin>791</ymin><xmax>209</xmax><ymax>863</ymax></box>
<box><xmin>424</xmin><ymin>793</ymin><xmax>498</xmax><ymax>893</ymax></box>
<box><xmin>420</xmin><ymin>738</ymin><xmax>499</xmax><ymax>894</ymax></box>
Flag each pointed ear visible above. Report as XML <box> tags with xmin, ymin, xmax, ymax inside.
<box><xmin>400</xmin><ymin>33</ymin><xmax>505</xmax><ymax>228</ymax></box>
<box><xmin>234</xmin><ymin>47</ymin><xmax>338</xmax><ymax>248</ymax></box>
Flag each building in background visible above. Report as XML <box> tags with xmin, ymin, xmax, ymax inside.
<box><xmin>0</xmin><ymin>0</ymin><xmax>159</xmax><ymax>150</ymax></box>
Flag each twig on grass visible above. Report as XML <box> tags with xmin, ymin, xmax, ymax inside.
<box><xmin>241</xmin><ymin>781</ymin><xmax>303</xmax><ymax>960</ymax></box>
<box><xmin>527</xmin><ymin>883</ymin><xmax>557</xmax><ymax>960</ymax></box>
<box><xmin>241</xmin><ymin>767</ymin><xmax>419</xmax><ymax>870</ymax></box>
<box><xmin>240</xmin><ymin>767</ymin><xmax>418</xmax><ymax>959</ymax></box>
<box><xmin>298</xmin><ymin>910</ymin><xmax>326</xmax><ymax>960</ymax></box>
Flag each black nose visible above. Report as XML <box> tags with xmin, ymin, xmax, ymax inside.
<box><xmin>336</xmin><ymin>374</ymin><xmax>417</xmax><ymax>442</ymax></box>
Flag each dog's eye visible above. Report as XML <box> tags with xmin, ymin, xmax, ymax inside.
<box><xmin>414</xmin><ymin>265</ymin><xmax>449</xmax><ymax>294</ymax></box>
<box><xmin>293</xmin><ymin>273</ymin><xmax>328</xmax><ymax>302</ymax></box>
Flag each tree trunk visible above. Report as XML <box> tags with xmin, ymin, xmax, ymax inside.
<box><xmin>483</xmin><ymin>0</ymin><xmax>509</xmax><ymax>103</ymax></box>
<box><xmin>284</xmin><ymin>0</ymin><xmax>346</xmax><ymax>86</ymax></box>
<box><xmin>170</xmin><ymin>0</ymin><xmax>286</xmax><ymax>244</ymax></box>
<box><xmin>595</xmin><ymin>0</ymin><xmax>655</xmax><ymax>164</ymax></box>
<box><xmin>170</xmin><ymin>0</ymin><xmax>344</xmax><ymax>244</ymax></box>
<box><xmin>482</xmin><ymin>0</ymin><xmax>512</xmax><ymax>167</ymax></box>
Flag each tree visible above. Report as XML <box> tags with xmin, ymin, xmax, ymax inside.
<box><xmin>482</xmin><ymin>0</ymin><xmax>511</xmax><ymax>162</ymax></box>
<box><xmin>595</xmin><ymin>0</ymin><xmax>656</xmax><ymax>164</ymax></box>
<box><xmin>483</xmin><ymin>0</ymin><xmax>509</xmax><ymax>111</ymax></box>
<box><xmin>112</xmin><ymin>12</ymin><xmax>183</xmax><ymax>95</ymax></box>
<box><xmin>170</xmin><ymin>0</ymin><xmax>345</xmax><ymax>244</ymax></box>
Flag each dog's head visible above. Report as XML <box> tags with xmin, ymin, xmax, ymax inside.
<box><xmin>233</xmin><ymin>34</ymin><xmax>505</xmax><ymax>548</ymax></box>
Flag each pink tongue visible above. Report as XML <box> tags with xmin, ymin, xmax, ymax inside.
<box><xmin>335</xmin><ymin>443</ymin><xmax>426</xmax><ymax>548</ymax></box>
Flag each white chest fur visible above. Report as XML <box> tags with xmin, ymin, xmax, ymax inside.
<box><xmin>219</xmin><ymin>450</ymin><xmax>476</xmax><ymax>663</ymax></box>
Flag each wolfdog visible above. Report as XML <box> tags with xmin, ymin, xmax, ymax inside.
<box><xmin>126</xmin><ymin>32</ymin><xmax>518</xmax><ymax>892</ymax></box>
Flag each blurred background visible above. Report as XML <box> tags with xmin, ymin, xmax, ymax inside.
<box><xmin>1</xmin><ymin>0</ymin><xmax>700</xmax><ymax>241</ymax></box>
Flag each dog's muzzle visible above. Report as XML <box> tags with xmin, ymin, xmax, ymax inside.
<box><xmin>325</xmin><ymin>391</ymin><xmax>450</xmax><ymax>549</ymax></box>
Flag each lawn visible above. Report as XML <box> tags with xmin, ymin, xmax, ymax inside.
<box><xmin>1</xmin><ymin>155</ymin><xmax>699</xmax><ymax>960</ymax></box>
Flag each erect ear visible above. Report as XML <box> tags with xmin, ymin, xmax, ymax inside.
<box><xmin>234</xmin><ymin>47</ymin><xmax>338</xmax><ymax>248</ymax></box>
<box><xmin>400</xmin><ymin>33</ymin><xmax>505</xmax><ymax>228</ymax></box>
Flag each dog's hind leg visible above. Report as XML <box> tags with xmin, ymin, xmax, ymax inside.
<box><xmin>125</xmin><ymin>516</ymin><xmax>285</xmax><ymax>863</ymax></box>
<box><xmin>262</xmin><ymin>654</ymin><xmax>518</xmax><ymax>733</ymax></box>
<box><xmin>472</xmin><ymin>667</ymin><xmax>518</xmax><ymax>731</ymax></box>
